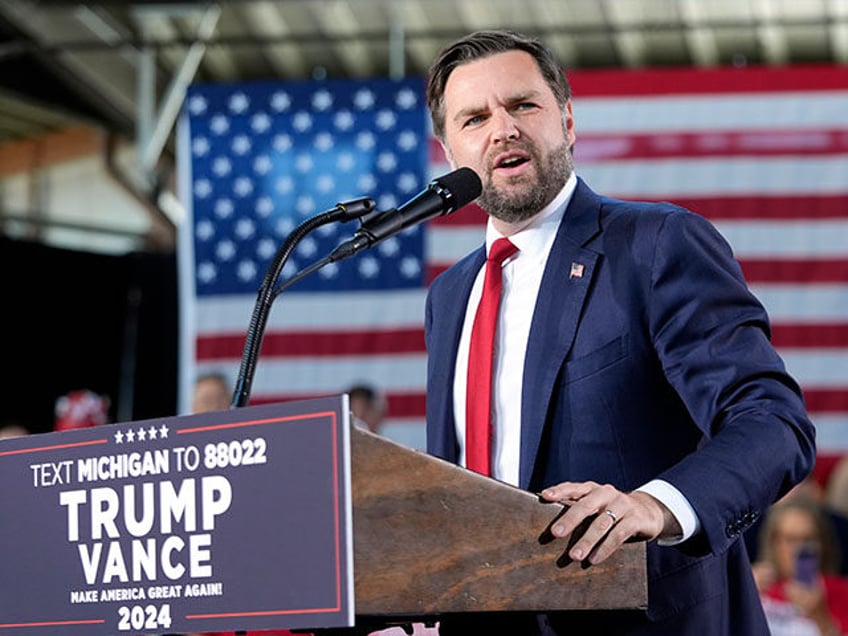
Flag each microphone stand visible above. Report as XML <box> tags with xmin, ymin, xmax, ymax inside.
<box><xmin>264</xmin><ymin>221</ymin><xmax>436</xmax><ymax>636</ymax></box>
<box><xmin>229</xmin><ymin>197</ymin><xmax>375</xmax><ymax>408</ymax></box>
<box><xmin>230</xmin><ymin>198</ymin><xmax>436</xmax><ymax>636</ymax></box>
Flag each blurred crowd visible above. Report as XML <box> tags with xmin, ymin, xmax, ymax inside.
<box><xmin>749</xmin><ymin>458</ymin><xmax>848</xmax><ymax>635</ymax></box>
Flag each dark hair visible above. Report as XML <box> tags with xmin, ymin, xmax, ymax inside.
<box><xmin>426</xmin><ymin>29</ymin><xmax>571</xmax><ymax>140</ymax></box>
<box><xmin>347</xmin><ymin>384</ymin><xmax>379</xmax><ymax>404</ymax></box>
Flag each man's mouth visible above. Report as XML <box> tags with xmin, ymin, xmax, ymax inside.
<box><xmin>493</xmin><ymin>151</ymin><xmax>531</xmax><ymax>171</ymax></box>
<box><xmin>498</xmin><ymin>156</ymin><xmax>528</xmax><ymax>168</ymax></box>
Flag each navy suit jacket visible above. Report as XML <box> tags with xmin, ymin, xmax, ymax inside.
<box><xmin>424</xmin><ymin>178</ymin><xmax>816</xmax><ymax>635</ymax></box>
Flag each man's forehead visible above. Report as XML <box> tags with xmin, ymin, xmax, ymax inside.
<box><xmin>444</xmin><ymin>76</ymin><xmax>551</xmax><ymax>119</ymax></box>
<box><xmin>447</xmin><ymin>51</ymin><xmax>545</xmax><ymax>88</ymax></box>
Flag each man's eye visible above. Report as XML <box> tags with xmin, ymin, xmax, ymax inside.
<box><xmin>464</xmin><ymin>115</ymin><xmax>485</xmax><ymax>127</ymax></box>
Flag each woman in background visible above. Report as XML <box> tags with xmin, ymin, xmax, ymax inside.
<box><xmin>754</xmin><ymin>498</ymin><xmax>848</xmax><ymax>635</ymax></box>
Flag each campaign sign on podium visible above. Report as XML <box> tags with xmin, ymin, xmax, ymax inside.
<box><xmin>0</xmin><ymin>396</ymin><xmax>353</xmax><ymax>635</ymax></box>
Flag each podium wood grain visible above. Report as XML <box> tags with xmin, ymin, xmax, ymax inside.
<box><xmin>350</xmin><ymin>426</ymin><xmax>648</xmax><ymax>617</ymax></box>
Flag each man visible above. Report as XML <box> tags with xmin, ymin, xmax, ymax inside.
<box><xmin>423</xmin><ymin>29</ymin><xmax>816</xmax><ymax>634</ymax></box>
<box><xmin>0</xmin><ymin>421</ymin><xmax>29</xmax><ymax>439</ymax></box>
<box><xmin>192</xmin><ymin>372</ymin><xmax>232</xmax><ymax>413</ymax></box>
<box><xmin>347</xmin><ymin>383</ymin><xmax>388</xmax><ymax>435</ymax></box>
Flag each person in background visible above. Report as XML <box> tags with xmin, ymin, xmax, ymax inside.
<box><xmin>423</xmin><ymin>28</ymin><xmax>815</xmax><ymax>634</ymax></box>
<box><xmin>54</xmin><ymin>389</ymin><xmax>110</xmax><ymax>431</ymax></box>
<box><xmin>754</xmin><ymin>498</ymin><xmax>848</xmax><ymax>635</ymax></box>
<box><xmin>746</xmin><ymin>475</ymin><xmax>848</xmax><ymax>577</ymax></box>
<box><xmin>0</xmin><ymin>421</ymin><xmax>30</xmax><ymax>439</ymax></box>
<box><xmin>192</xmin><ymin>372</ymin><xmax>232</xmax><ymax>413</ymax></box>
<box><xmin>347</xmin><ymin>383</ymin><xmax>387</xmax><ymax>434</ymax></box>
<box><xmin>826</xmin><ymin>456</ymin><xmax>848</xmax><ymax>519</ymax></box>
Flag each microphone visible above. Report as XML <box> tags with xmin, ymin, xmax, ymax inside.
<box><xmin>329</xmin><ymin>167</ymin><xmax>482</xmax><ymax>261</ymax></box>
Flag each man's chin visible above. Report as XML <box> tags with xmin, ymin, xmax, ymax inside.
<box><xmin>491</xmin><ymin>168</ymin><xmax>535</xmax><ymax>185</ymax></box>
<box><xmin>486</xmin><ymin>174</ymin><xmax>534</xmax><ymax>196</ymax></box>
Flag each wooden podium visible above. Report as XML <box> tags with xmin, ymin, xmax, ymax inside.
<box><xmin>348</xmin><ymin>426</ymin><xmax>647</xmax><ymax>622</ymax></box>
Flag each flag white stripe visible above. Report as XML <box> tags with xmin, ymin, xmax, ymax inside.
<box><xmin>751</xmin><ymin>285</ymin><xmax>848</xmax><ymax>322</ymax></box>
<box><xmin>715</xmin><ymin>221</ymin><xmax>848</xmax><ymax>258</ymax></box>
<box><xmin>428</xmin><ymin>222</ymin><xmax>848</xmax><ymax>262</ymax></box>
<box><xmin>196</xmin><ymin>289</ymin><xmax>428</xmax><ymax>332</ymax></box>
<box><xmin>198</xmin><ymin>355</ymin><xmax>428</xmax><ymax>395</ymax></box>
<box><xmin>780</xmin><ymin>350</ymin><xmax>848</xmax><ymax>387</ymax></box>
<box><xmin>377</xmin><ymin>423</ymin><xmax>427</xmax><ymax>450</ymax></box>
<box><xmin>575</xmin><ymin>92</ymin><xmax>848</xmax><ymax>133</ymax></box>
<box><xmin>427</xmin><ymin>227</ymin><xmax>485</xmax><ymax>263</ymax></box>
<box><xmin>579</xmin><ymin>157</ymin><xmax>848</xmax><ymax>197</ymax></box>
<box><xmin>812</xmin><ymin>416</ymin><xmax>848</xmax><ymax>452</ymax></box>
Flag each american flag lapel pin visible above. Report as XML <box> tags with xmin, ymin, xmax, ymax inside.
<box><xmin>569</xmin><ymin>262</ymin><xmax>585</xmax><ymax>279</ymax></box>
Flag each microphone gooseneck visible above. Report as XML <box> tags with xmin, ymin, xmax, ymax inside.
<box><xmin>231</xmin><ymin>197</ymin><xmax>376</xmax><ymax>408</ymax></box>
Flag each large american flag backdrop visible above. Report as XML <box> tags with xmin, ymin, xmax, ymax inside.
<box><xmin>178</xmin><ymin>66</ymin><xmax>848</xmax><ymax>459</ymax></box>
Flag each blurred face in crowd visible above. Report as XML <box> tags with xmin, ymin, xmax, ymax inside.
<box><xmin>192</xmin><ymin>376</ymin><xmax>231</xmax><ymax>413</ymax></box>
<box><xmin>0</xmin><ymin>424</ymin><xmax>29</xmax><ymax>440</ymax></box>
<box><xmin>350</xmin><ymin>392</ymin><xmax>386</xmax><ymax>434</ymax></box>
<box><xmin>438</xmin><ymin>50</ymin><xmax>576</xmax><ymax>232</ymax></box>
<box><xmin>772</xmin><ymin>506</ymin><xmax>820</xmax><ymax>579</ymax></box>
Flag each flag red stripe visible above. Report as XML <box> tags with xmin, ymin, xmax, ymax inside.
<box><xmin>575</xmin><ymin>130</ymin><xmax>848</xmax><ymax>161</ymax></box>
<box><xmin>197</xmin><ymin>328</ymin><xmax>425</xmax><ymax>360</ymax></box>
<box><xmin>430</xmin><ymin>202</ymin><xmax>488</xmax><ymax>226</ymax></box>
<box><xmin>802</xmin><ymin>389</ymin><xmax>848</xmax><ymax>413</ymax></box>
<box><xmin>431</xmin><ymin>131</ymin><xmax>848</xmax><ymax>165</ymax></box>
<box><xmin>198</xmin><ymin>322</ymin><xmax>848</xmax><ymax>360</ymax></box>
<box><xmin>433</xmin><ymin>196</ymin><xmax>848</xmax><ymax>227</ymax></box>
<box><xmin>771</xmin><ymin>324</ymin><xmax>848</xmax><ymax>348</ymax></box>
<box><xmin>740</xmin><ymin>259</ymin><xmax>848</xmax><ymax>284</ymax></box>
<box><xmin>567</xmin><ymin>65</ymin><xmax>848</xmax><ymax>97</ymax></box>
<box><xmin>675</xmin><ymin>196</ymin><xmax>848</xmax><ymax>220</ymax></box>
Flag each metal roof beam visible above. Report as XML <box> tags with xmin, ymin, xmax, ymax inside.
<box><xmin>137</xmin><ymin>3</ymin><xmax>220</xmax><ymax>173</ymax></box>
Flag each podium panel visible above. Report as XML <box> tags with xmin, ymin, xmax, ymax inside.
<box><xmin>350</xmin><ymin>427</ymin><xmax>647</xmax><ymax>617</ymax></box>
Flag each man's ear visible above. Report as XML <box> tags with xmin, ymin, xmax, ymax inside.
<box><xmin>564</xmin><ymin>99</ymin><xmax>576</xmax><ymax>150</ymax></box>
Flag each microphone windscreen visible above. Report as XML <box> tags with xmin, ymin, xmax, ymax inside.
<box><xmin>434</xmin><ymin>167</ymin><xmax>483</xmax><ymax>210</ymax></box>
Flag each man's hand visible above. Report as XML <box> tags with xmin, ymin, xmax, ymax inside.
<box><xmin>540</xmin><ymin>481</ymin><xmax>680</xmax><ymax>564</ymax></box>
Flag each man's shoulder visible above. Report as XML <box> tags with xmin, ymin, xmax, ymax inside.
<box><xmin>574</xmin><ymin>176</ymin><xmax>698</xmax><ymax>226</ymax></box>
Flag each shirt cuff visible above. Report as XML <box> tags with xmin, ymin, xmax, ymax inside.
<box><xmin>636</xmin><ymin>479</ymin><xmax>701</xmax><ymax>546</ymax></box>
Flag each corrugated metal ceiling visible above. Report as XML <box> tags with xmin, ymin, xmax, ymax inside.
<box><xmin>0</xmin><ymin>0</ymin><xmax>845</xmax><ymax>253</ymax></box>
<box><xmin>1</xmin><ymin>0</ymin><xmax>846</xmax><ymax>146</ymax></box>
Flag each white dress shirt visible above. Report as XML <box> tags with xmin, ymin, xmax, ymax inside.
<box><xmin>452</xmin><ymin>172</ymin><xmax>700</xmax><ymax>543</ymax></box>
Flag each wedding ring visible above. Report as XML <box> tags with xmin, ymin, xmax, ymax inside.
<box><xmin>605</xmin><ymin>509</ymin><xmax>618</xmax><ymax>524</ymax></box>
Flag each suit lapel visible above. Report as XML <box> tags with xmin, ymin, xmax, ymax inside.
<box><xmin>519</xmin><ymin>179</ymin><xmax>602</xmax><ymax>488</ymax></box>
<box><xmin>429</xmin><ymin>247</ymin><xmax>486</xmax><ymax>461</ymax></box>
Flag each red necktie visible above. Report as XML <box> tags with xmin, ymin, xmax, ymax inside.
<box><xmin>466</xmin><ymin>237</ymin><xmax>518</xmax><ymax>476</ymax></box>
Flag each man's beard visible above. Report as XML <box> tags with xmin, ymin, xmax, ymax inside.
<box><xmin>478</xmin><ymin>140</ymin><xmax>573</xmax><ymax>225</ymax></box>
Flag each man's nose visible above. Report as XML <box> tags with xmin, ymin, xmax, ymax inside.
<box><xmin>491</xmin><ymin>109</ymin><xmax>520</xmax><ymax>143</ymax></box>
